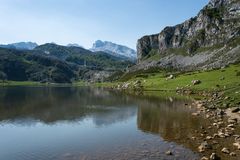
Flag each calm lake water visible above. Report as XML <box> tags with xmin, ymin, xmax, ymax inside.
<box><xmin>0</xmin><ymin>87</ymin><xmax>202</xmax><ymax>160</ymax></box>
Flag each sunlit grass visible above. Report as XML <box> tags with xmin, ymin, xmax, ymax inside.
<box><xmin>118</xmin><ymin>64</ymin><xmax>240</xmax><ymax>91</ymax></box>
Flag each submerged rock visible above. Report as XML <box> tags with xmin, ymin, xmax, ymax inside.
<box><xmin>192</xmin><ymin>112</ymin><xmax>200</xmax><ymax>116</ymax></box>
<box><xmin>198</xmin><ymin>141</ymin><xmax>212</xmax><ymax>152</ymax></box>
<box><xmin>165</xmin><ymin>150</ymin><xmax>173</xmax><ymax>155</ymax></box>
<box><xmin>210</xmin><ymin>153</ymin><xmax>220</xmax><ymax>160</ymax></box>
<box><xmin>221</xmin><ymin>147</ymin><xmax>230</xmax><ymax>154</ymax></box>
<box><xmin>206</xmin><ymin>136</ymin><xmax>213</xmax><ymax>140</ymax></box>
<box><xmin>230</xmin><ymin>152</ymin><xmax>237</xmax><ymax>157</ymax></box>
<box><xmin>233</xmin><ymin>142</ymin><xmax>240</xmax><ymax>150</ymax></box>
<box><xmin>201</xmin><ymin>156</ymin><xmax>209</xmax><ymax>160</ymax></box>
<box><xmin>227</xmin><ymin>124</ymin><xmax>235</xmax><ymax>128</ymax></box>
<box><xmin>228</xmin><ymin>118</ymin><xmax>238</xmax><ymax>124</ymax></box>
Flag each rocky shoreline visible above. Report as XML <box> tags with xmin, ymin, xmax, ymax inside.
<box><xmin>114</xmin><ymin>83</ymin><xmax>240</xmax><ymax>159</ymax></box>
<box><xmin>191</xmin><ymin>98</ymin><xmax>240</xmax><ymax>160</ymax></box>
<box><xmin>110</xmin><ymin>79</ymin><xmax>240</xmax><ymax>159</ymax></box>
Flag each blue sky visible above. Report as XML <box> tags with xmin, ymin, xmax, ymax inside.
<box><xmin>0</xmin><ymin>0</ymin><xmax>209</xmax><ymax>49</ymax></box>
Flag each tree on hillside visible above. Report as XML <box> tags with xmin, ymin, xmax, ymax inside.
<box><xmin>0</xmin><ymin>71</ymin><xmax>7</xmax><ymax>82</ymax></box>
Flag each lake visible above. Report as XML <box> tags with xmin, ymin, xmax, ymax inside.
<box><xmin>0</xmin><ymin>87</ymin><xmax>202</xmax><ymax>160</ymax></box>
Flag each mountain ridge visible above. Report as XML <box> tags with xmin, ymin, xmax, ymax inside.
<box><xmin>0</xmin><ymin>42</ymin><xmax>38</xmax><ymax>50</ymax></box>
<box><xmin>136</xmin><ymin>0</ymin><xmax>240</xmax><ymax>71</ymax></box>
<box><xmin>0</xmin><ymin>43</ymin><xmax>134</xmax><ymax>83</ymax></box>
<box><xmin>90</xmin><ymin>40</ymin><xmax>137</xmax><ymax>60</ymax></box>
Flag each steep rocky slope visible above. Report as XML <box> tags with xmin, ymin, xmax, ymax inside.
<box><xmin>136</xmin><ymin>0</ymin><xmax>240</xmax><ymax>71</ymax></box>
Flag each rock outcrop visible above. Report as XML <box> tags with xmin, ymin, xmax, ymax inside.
<box><xmin>136</xmin><ymin>0</ymin><xmax>240</xmax><ymax>70</ymax></box>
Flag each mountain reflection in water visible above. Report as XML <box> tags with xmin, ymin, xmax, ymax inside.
<box><xmin>0</xmin><ymin>87</ymin><xmax>137</xmax><ymax>125</ymax></box>
<box><xmin>0</xmin><ymin>87</ymin><xmax>200</xmax><ymax>160</ymax></box>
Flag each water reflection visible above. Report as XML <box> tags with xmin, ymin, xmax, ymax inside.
<box><xmin>0</xmin><ymin>87</ymin><xmax>137</xmax><ymax>126</ymax></box>
<box><xmin>0</xmin><ymin>87</ymin><xmax>201</xmax><ymax>160</ymax></box>
<box><xmin>138</xmin><ymin>98</ymin><xmax>199</xmax><ymax>137</ymax></box>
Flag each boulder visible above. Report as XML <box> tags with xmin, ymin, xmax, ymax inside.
<box><xmin>166</xmin><ymin>74</ymin><xmax>174</xmax><ymax>80</ymax></box>
<box><xmin>192</xmin><ymin>80</ymin><xmax>201</xmax><ymax>85</ymax></box>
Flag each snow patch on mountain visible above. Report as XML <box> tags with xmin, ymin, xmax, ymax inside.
<box><xmin>90</xmin><ymin>40</ymin><xmax>136</xmax><ymax>60</ymax></box>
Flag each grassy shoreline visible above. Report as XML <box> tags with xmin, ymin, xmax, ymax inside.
<box><xmin>97</xmin><ymin>64</ymin><xmax>240</xmax><ymax>107</ymax></box>
<box><xmin>1</xmin><ymin>64</ymin><xmax>239</xmax><ymax>107</ymax></box>
<box><xmin>0</xmin><ymin>81</ymin><xmax>85</xmax><ymax>87</ymax></box>
<box><xmin>0</xmin><ymin>81</ymin><xmax>44</xmax><ymax>86</ymax></box>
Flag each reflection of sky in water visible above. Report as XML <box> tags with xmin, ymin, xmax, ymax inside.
<box><xmin>91</xmin><ymin>105</ymin><xmax>137</xmax><ymax>127</ymax></box>
<box><xmin>0</xmin><ymin>87</ymin><xmax>138</xmax><ymax>124</ymax></box>
<box><xmin>0</xmin><ymin>87</ymin><xmax>200</xmax><ymax>160</ymax></box>
<box><xmin>0</xmin><ymin>115</ymin><xmax>140</xmax><ymax>160</ymax></box>
<box><xmin>0</xmin><ymin>105</ymin><xmax>137</xmax><ymax>127</ymax></box>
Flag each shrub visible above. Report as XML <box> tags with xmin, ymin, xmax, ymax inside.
<box><xmin>236</xmin><ymin>71</ymin><xmax>240</xmax><ymax>76</ymax></box>
<box><xmin>135</xmin><ymin>74</ymin><xmax>149</xmax><ymax>78</ymax></box>
<box><xmin>203</xmin><ymin>7</ymin><xmax>224</xmax><ymax>20</ymax></box>
<box><xmin>0</xmin><ymin>71</ymin><xmax>7</xmax><ymax>81</ymax></box>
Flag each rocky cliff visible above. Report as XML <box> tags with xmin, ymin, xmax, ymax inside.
<box><xmin>136</xmin><ymin>0</ymin><xmax>240</xmax><ymax>70</ymax></box>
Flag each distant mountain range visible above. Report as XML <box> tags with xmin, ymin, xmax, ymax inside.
<box><xmin>0</xmin><ymin>41</ymin><xmax>137</xmax><ymax>61</ymax></box>
<box><xmin>0</xmin><ymin>43</ymin><xmax>134</xmax><ymax>83</ymax></box>
<box><xmin>67</xmin><ymin>43</ymin><xmax>83</xmax><ymax>48</ymax></box>
<box><xmin>90</xmin><ymin>40</ymin><xmax>137</xmax><ymax>60</ymax></box>
<box><xmin>0</xmin><ymin>42</ymin><xmax>38</xmax><ymax>50</ymax></box>
<box><xmin>0</xmin><ymin>41</ymin><xmax>136</xmax><ymax>83</ymax></box>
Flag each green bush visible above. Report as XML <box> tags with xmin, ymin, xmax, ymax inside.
<box><xmin>203</xmin><ymin>7</ymin><xmax>223</xmax><ymax>20</ymax></box>
<box><xmin>0</xmin><ymin>71</ymin><xmax>7</xmax><ymax>81</ymax></box>
<box><xmin>135</xmin><ymin>74</ymin><xmax>149</xmax><ymax>78</ymax></box>
<box><xmin>236</xmin><ymin>71</ymin><xmax>240</xmax><ymax>76</ymax></box>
